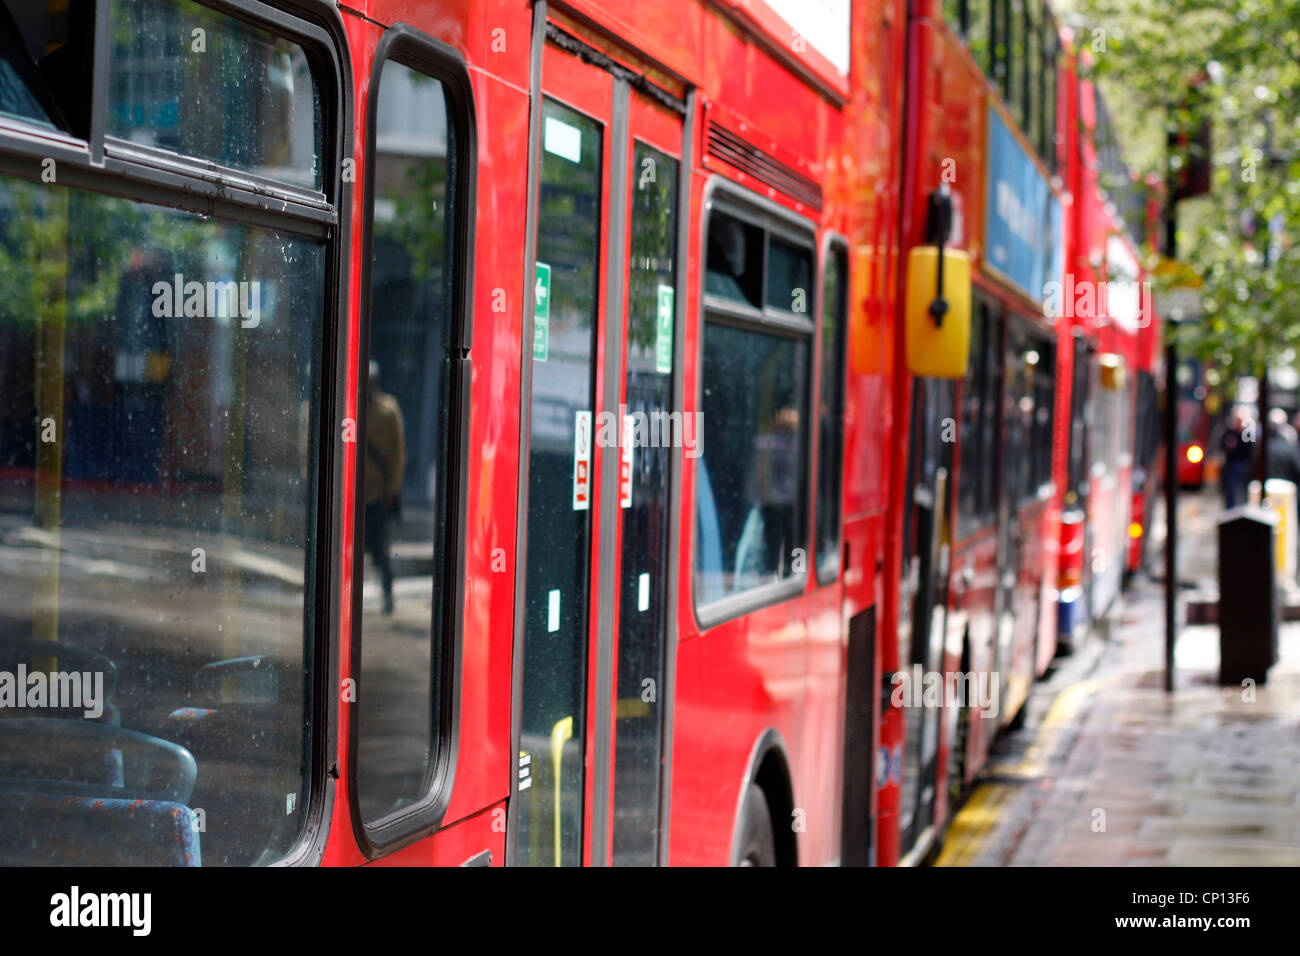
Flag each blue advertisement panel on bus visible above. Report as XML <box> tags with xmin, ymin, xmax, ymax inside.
<box><xmin>984</xmin><ymin>106</ymin><xmax>1063</xmax><ymax>304</ymax></box>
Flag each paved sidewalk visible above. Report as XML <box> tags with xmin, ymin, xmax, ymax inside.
<box><xmin>950</xmin><ymin>490</ymin><xmax>1300</xmax><ymax>866</ymax></box>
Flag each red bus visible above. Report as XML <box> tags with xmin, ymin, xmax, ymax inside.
<box><xmin>0</xmin><ymin>0</ymin><xmax>1155</xmax><ymax>868</ymax></box>
<box><xmin>0</xmin><ymin>0</ymin><xmax>901</xmax><ymax>868</ymax></box>
<box><xmin>1128</xmin><ymin>188</ymin><xmax>1165</xmax><ymax>577</ymax></box>
<box><xmin>1054</xmin><ymin>47</ymin><xmax>1152</xmax><ymax>644</ymax></box>
<box><xmin>1129</xmin><ymin>304</ymin><xmax>1164</xmax><ymax>577</ymax></box>
<box><xmin>877</xmin><ymin>0</ymin><xmax>1072</xmax><ymax>864</ymax></box>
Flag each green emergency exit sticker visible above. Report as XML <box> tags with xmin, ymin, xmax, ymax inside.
<box><xmin>655</xmin><ymin>284</ymin><xmax>674</xmax><ymax>374</ymax></box>
<box><xmin>533</xmin><ymin>262</ymin><xmax>552</xmax><ymax>361</ymax></box>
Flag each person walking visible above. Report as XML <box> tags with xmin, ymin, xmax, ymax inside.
<box><xmin>365</xmin><ymin>361</ymin><xmax>406</xmax><ymax>615</ymax></box>
<box><xmin>1220</xmin><ymin>407</ymin><xmax>1253</xmax><ymax>510</ymax></box>
<box><xmin>1262</xmin><ymin>407</ymin><xmax>1300</xmax><ymax>486</ymax></box>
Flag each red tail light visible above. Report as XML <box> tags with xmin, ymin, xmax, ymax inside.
<box><xmin>1058</xmin><ymin>510</ymin><xmax>1085</xmax><ymax>589</ymax></box>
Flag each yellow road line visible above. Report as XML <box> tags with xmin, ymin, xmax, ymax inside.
<box><xmin>932</xmin><ymin>782</ymin><xmax>1015</xmax><ymax>867</ymax></box>
<box><xmin>934</xmin><ymin>678</ymin><xmax>1105</xmax><ymax>866</ymax></box>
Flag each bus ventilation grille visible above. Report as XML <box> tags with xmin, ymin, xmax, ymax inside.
<box><xmin>706</xmin><ymin>121</ymin><xmax>824</xmax><ymax>212</ymax></box>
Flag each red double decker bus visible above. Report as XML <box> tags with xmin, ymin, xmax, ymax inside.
<box><xmin>877</xmin><ymin>0</ymin><xmax>1070</xmax><ymax>865</ymax></box>
<box><xmin>0</xmin><ymin>0</ymin><xmax>907</xmax><ymax>868</ymax></box>
<box><xmin>1055</xmin><ymin>47</ymin><xmax>1156</xmax><ymax>644</ymax></box>
<box><xmin>0</xmin><ymin>0</ymin><xmax>1158</xmax><ymax>868</ymax></box>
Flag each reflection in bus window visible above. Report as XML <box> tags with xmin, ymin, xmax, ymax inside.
<box><xmin>697</xmin><ymin>205</ymin><xmax>813</xmax><ymax>610</ymax></box>
<box><xmin>108</xmin><ymin>0</ymin><xmax>323</xmax><ymax>189</ymax></box>
<box><xmin>697</xmin><ymin>324</ymin><xmax>809</xmax><ymax>605</ymax></box>
<box><xmin>0</xmin><ymin>177</ymin><xmax>323</xmax><ymax>866</ymax></box>
<box><xmin>356</xmin><ymin>62</ymin><xmax>457</xmax><ymax>828</ymax></box>
<box><xmin>766</xmin><ymin>236</ymin><xmax>813</xmax><ymax>314</ymax></box>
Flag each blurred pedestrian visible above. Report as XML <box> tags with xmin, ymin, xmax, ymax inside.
<box><xmin>1220</xmin><ymin>407</ymin><xmax>1253</xmax><ymax>509</ymax></box>
<box><xmin>365</xmin><ymin>361</ymin><xmax>406</xmax><ymax>615</ymax></box>
<box><xmin>1262</xmin><ymin>407</ymin><xmax>1300</xmax><ymax>486</ymax></box>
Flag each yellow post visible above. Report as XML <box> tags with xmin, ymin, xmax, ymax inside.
<box><xmin>550</xmin><ymin>715</ymin><xmax>573</xmax><ymax>866</ymax></box>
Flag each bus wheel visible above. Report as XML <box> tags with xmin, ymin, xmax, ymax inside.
<box><xmin>949</xmin><ymin>635</ymin><xmax>972</xmax><ymax>807</ymax></box>
<box><xmin>949</xmin><ymin>700</ymin><xmax>970</xmax><ymax>807</ymax></box>
<box><xmin>734</xmin><ymin>785</ymin><xmax>777</xmax><ymax>867</ymax></box>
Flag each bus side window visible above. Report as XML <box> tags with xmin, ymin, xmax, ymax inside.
<box><xmin>1008</xmin><ymin>0</ymin><xmax>1026</xmax><ymax>130</ymax></box>
<box><xmin>697</xmin><ymin>202</ymin><xmax>815</xmax><ymax>617</ymax></box>
<box><xmin>0</xmin><ymin>0</ymin><xmax>335</xmax><ymax>867</ymax></box>
<box><xmin>958</xmin><ymin>300</ymin><xmax>987</xmax><ymax>538</ymax></box>
<box><xmin>816</xmin><ymin>242</ymin><xmax>848</xmax><ymax>581</ymax></box>
<box><xmin>355</xmin><ymin>50</ymin><xmax>471</xmax><ymax>841</ymax></box>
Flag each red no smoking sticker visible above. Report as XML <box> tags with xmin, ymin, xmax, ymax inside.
<box><xmin>573</xmin><ymin>410</ymin><xmax>591</xmax><ymax>511</ymax></box>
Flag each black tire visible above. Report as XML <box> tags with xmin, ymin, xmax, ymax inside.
<box><xmin>733</xmin><ymin>784</ymin><xmax>777</xmax><ymax>867</ymax></box>
<box><xmin>948</xmin><ymin>700</ymin><xmax>970</xmax><ymax>807</ymax></box>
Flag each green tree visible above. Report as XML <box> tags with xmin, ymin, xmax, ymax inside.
<box><xmin>1062</xmin><ymin>0</ymin><xmax>1300</xmax><ymax>389</ymax></box>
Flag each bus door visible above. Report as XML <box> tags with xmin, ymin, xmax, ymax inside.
<box><xmin>512</xmin><ymin>27</ymin><xmax>685</xmax><ymax>867</ymax></box>
<box><xmin>896</xmin><ymin>377</ymin><xmax>956</xmax><ymax>857</ymax></box>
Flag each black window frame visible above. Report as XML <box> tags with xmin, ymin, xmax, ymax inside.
<box><xmin>693</xmin><ymin>178</ymin><xmax>817</xmax><ymax>629</ymax></box>
<box><xmin>815</xmin><ymin>233</ymin><xmax>850</xmax><ymax>584</ymax></box>
<box><xmin>349</xmin><ymin>22</ymin><xmax>477</xmax><ymax>859</ymax></box>
<box><xmin>0</xmin><ymin>0</ymin><xmax>353</xmax><ymax>868</ymax></box>
<box><xmin>1025</xmin><ymin>0</ymin><xmax>1040</xmax><ymax>158</ymax></box>
<box><xmin>1008</xmin><ymin>0</ymin><xmax>1026</xmax><ymax>133</ymax></box>
<box><xmin>1043</xmin><ymin>21</ymin><xmax>1058</xmax><ymax>171</ymax></box>
<box><xmin>991</xmin><ymin>0</ymin><xmax>1008</xmax><ymax>95</ymax></box>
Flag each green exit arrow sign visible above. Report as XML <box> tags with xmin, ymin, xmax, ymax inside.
<box><xmin>533</xmin><ymin>262</ymin><xmax>551</xmax><ymax>361</ymax></box>
<box><xmin>655</xmin><ymin>284</ymin><xmax>674</xmax><ymax>374</ymax></box>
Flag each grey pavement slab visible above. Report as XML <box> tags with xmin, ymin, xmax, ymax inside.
<box><xmin>959</xmin><ymin>489</ymin><xmax>1300</xmax><ymax>867</ymax></box>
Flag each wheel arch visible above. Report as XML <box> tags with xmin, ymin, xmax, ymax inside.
<box><xmin>730</xmin><ymin>728</ymin><xmax>797</xmax><ymax>867</ymax></box>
